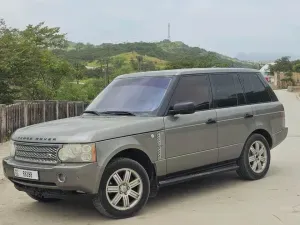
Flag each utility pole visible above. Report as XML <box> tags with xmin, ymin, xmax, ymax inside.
<box><xmin>106</xmin><ymin>58</ymin><xmax>109</xmax><ymax>84</ymax></box>
<box><xmin>136</xmin><ymin>55</ymin><xmax>143</xmax><ymax>71</ymax></box>
<box><xmin>168</xmin><ymin>23</ymin><xmax>171</xmax><ymax>41</ymax></box>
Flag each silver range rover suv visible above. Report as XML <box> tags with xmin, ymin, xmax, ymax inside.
<box><xmin>2</xmin><ymin>68</ymin><xmax>288</xmax><ymax>219</ymax></box>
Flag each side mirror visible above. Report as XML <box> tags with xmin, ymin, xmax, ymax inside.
<box><xmin>169</xmin><ymin>102</ymin><xmax>196</xmax><ymax>115</ymax></box>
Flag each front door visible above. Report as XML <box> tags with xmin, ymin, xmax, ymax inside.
<box><xmin>164</xmin><ymin>75</ymin><xmax>218</xmax><ymax>174</ymax></box>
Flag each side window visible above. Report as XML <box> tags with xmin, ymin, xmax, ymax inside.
<box><xmin>170</xmin><ymin>75</ymin><xmax>211</xmax><ymax>111</ymax></box>
<box><xmin>239</xmin><ymin>73</ymin><xmax>271</xmax><ymax>104</ymax></box>
<box><xmin>210</xmin><ymin>74</ymin><xmax>237</xmax><ymax>108</ymax></box>
<box><xmin>233</xmin><ymin>74</ymin><xmax>246</xmax><ymax>105</ymax></box>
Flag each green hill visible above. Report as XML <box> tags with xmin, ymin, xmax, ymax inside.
<box><xmin>54</xmin><ymin>40</ymin><xmax>258</xmax><ymax>71</ymax></box>
<box><xmin>86</xmin><ymin>52</ymin><xmax>167</xmax><ymax>69</ymax></box>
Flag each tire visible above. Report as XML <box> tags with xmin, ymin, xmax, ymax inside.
<box><xmin>237</xmin><ymin>133</ymin><xmax>271</xmax><ymax>180</ymax></box>
<box><xmin>93</xmin><ymin>158</ymin><xmax>150</xmax><ymax>219</ymax></box>
<box><xmin>27</xmin><ymin>192</ymin><xmax>61</xmax><ymax>203</ymax></box>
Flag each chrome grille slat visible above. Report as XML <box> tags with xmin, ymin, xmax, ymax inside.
<box><xmin>15</xmin><ymin>144</ymin><xmax>59</xmax><ymax>164</ymax></box>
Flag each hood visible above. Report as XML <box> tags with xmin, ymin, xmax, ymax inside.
<box><xmin>12</xmin><ymin>115</ymin><xmax>164</xmax><ymax>144</ymax></box>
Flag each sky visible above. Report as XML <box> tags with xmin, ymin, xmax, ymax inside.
<box><xmin>0</xmin><ymin>0</ymin><xmax>299</xmax><ymax>58</ymax></box>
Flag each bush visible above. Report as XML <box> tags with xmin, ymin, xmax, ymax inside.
<box><xmin>56</xmin><ymin>82</ymin><xmax>88</xmax><ymax>101</ymax></box>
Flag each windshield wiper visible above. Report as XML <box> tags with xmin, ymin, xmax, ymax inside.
<box><xmin>100</xmin><ymin>111</ymin><xmax>136</xmax><ymax>116</ymax></box>
<box><xmin>83</xmin><ymin>110</ymin><xmax>101</xmax><ymax>116</ymax></box>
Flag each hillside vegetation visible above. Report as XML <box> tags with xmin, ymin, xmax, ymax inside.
<box><xmin>54</xmin><ymin>40</ymin><xmax>258</xmax><ymax>71</ymax></box>
<box><xmin>1</xmin><ymin>20</ymin><xmax>259</xmax><ymax>104</ymax></box>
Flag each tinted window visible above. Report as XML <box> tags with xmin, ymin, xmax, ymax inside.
<box><xmin>233</xmin><ymin>74</ymin><xmax>246</xmax><ymax>105</ymax></box>
<box><xmin>170</xmin><ymin>75</ymin><xmax>211</xmax><ymax>111</ymax></box>
<box><xmin>239</xmin><ymin>73</ymin><xmax>271</xmax><ymax>104</ymax></box>
<box><xmin>256</xmin><ymin>73</ymin><xmax>278</xmax><ymax>101</ymax></box>
<box><xmin>210</xmin><ymin>74</ymin><xmax>237</xmax><ymax>108</ymax></box>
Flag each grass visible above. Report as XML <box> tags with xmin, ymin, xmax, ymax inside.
<box><xmin>86</xmin><ymin>51</ymin><xmax>167</xmax><ymax>69</ymax></box>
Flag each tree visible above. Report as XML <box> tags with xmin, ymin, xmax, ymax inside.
<box><xmin>0</xmin><ymin>19</ymin><xmax>74</xmax><ymax>103</ymax></box>
<box><xmin>293</xmin><ymin>63</ymin><xmax>300</xmax><ymax>73</ymax></box>
<box><xmin>281</xmin><ymin>71</ymin><xmax>295</xmax><ymax>86</ymax></box>
<box><xmin>21</xmin><ymin>22</ymin><xmax>67</xmax><ymax>49</ymax></box>
<box><xmin>272</xmin><ymin>56</ymin><xmax>293</xmax><ymax>72</ymax></box>
<box><xmin>73</xmin><ymin>62</ymin><xmax>86</xmax><ymax>84</ymax></box>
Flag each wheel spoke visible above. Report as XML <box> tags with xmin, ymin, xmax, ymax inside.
<box><xmin>249</xmin><ymin>156</ymin><xmax>255</xmax><ymax>163</ymax></box>
<box><xmin>123</xmin><ymin>195</ymin><xmax>130</xmax><ymax>208</ymax></box>
<box><xmin>113</xmin><ymin>173</ymin><xmax>123</xmax><ymax>185</ymax></box>
<box><xmin>107</xmin><ymin>186</ymin><xmax>119</xmax><ymax>193</ymax></box>
<box><xmin>255</xmin><ymin>142</ymin><xmax>260</xmax><ymax>151</ymax></box>
<box><xmin>129</xmin><ymin>179</ymin><xmax>140</xmax><ymax>189</ymax></box>
<box><xmin>128</xmin><ymin>190</ymin><xmax>139</xmax><ymax>199</ymax></box>
<box><xmin>257</xmin><ymin>161</ymin><xmax>262</xmax><ymax>171</ymax></box>
<box><xmin>250</xmin><ymin>146</ymin><xmax>256</xmax><ymax>154</ymax></box>
<box><xmin>111</xmin><ymin>193</ymin><xmax>122</xmax><ymax>205</ymax></box>
<box><xmin>251</xmin><ymin>161</ymin><xmax>258</xmax><ymax>171</ymax></box>
<box><xmin>258</xmin><ymin>146</ymin><xmax>265</xmax><ymax>156</ymax></box>
<box><xmin>260</xmin><ymin>157</ymin><xmax>266</xmax><ymax>163</ymax></box>
<box><xmin>124</xmin><ymin>170</ymin><xmax>131</xmax><ymax>183</ymax></box>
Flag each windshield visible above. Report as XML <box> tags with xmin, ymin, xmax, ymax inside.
<box><xmin>85</xmin><ymin>76</ymin><xmax>173</xmax><ymax>116</ymax></box>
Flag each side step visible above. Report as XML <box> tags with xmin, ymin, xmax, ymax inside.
<box><xmin>159</xmin><ymin>164</ymin><xmax>239</xmax><ymax>188</ymax></box>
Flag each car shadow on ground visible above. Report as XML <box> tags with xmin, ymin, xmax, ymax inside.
<box><xmin>17</xmin><ymin>167</ymin><xmax>280</xmax><ymax>222</ymax></box>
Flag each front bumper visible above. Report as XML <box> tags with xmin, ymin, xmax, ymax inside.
<box><xmin>272</xmin><ymin>127</ymin><xmax>288</xmax><ymax>148</ymax></box>
<box><xmin>2</xmin><ymin>157</ymin><xmax>100</xmax><ymax>194</ymax></box>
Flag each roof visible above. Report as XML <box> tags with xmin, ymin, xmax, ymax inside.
<box><xmin>117</xmin><ymin>68</ymin><xmax>260</xmax><ymax>79</ymax></box>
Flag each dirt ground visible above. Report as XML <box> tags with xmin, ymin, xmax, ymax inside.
<box><xmin>1</xmin><ymin>90</ymin><xmax>300</xmax><ymax>225</ymax></box>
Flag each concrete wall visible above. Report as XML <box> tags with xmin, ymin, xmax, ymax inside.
<box><xmin>274</xmin><ymin>72</ymin><xmax>300</xmax><ymax>88</ymax></box>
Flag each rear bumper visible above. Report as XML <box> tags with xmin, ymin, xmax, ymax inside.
<box><xmin>272</xmin><ymin>127</ymin><xmax>288</xmax><ymax>148</ymax></box>
<box><xmin>2</xmin><ymin>157</ymin><xmax>101</xmax><ymax>194</ymax></box>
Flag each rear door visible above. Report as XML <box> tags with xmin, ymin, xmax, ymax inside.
<box><xmin>238</xmin><ymin>72</ymin><xmax>283</xmax><ymax>136</ymax></box>
<box><xmin>210</xmin><ymin>73</ymin><xmax>256</xmax><ymax>162</ymax></box>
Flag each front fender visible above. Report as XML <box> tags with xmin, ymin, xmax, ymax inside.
<box><xmin>93</xmin><ymin>131</ymin><xmax>161</xmax><ymax>193</ymax></box>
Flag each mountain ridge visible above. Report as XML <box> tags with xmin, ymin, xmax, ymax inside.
<box><xmin>53</xmin><ymin>39</ymin><xmax>259</xmax><ymax>70</ymax></box>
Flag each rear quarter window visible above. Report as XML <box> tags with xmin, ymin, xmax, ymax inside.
<box><xmin>238</xmin><ymin>73</ymin><xmax>272</xmax><ymax>104</ymax></box>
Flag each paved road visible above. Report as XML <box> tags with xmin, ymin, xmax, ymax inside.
<box><xmin>1</xmin><ymin>90</ymin><xmax>300</xmax><ymax>225</ymax></box>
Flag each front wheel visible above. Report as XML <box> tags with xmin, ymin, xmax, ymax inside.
<box><xmin>93</xmin><ymin>158</ymin><xmax>150</xmax><ymax>219</ymax></box>
<box><xmin>237</xmin><ymin>133</ymin><xmax>271</xmax><ymax>180</ymax></box>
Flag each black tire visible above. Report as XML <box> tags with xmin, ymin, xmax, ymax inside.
<box><xmin>27</xmin><ymin>192</ymin><xmax>61</xmax><ymax>203</ymax></box>
<box><xmin>237</xmin><ymin>133</ymin><xmax>271</xmax><ymax>180</ymax></box>
<box><xmin>93</xmin><ymin>158</ymin><xmax>150</xmax><ymax>219</ymax></box>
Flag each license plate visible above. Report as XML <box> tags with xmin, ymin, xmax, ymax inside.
<box><xmin>14</xmin><ymin>168</ymin><xmax>39</xmax><ymax>180</ymax></box>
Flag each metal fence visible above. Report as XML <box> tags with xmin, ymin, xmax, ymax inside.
<box><xmin>0</xmin><ymin>100</ymin><xmax>88</xmax><ymax>143</ymax></box>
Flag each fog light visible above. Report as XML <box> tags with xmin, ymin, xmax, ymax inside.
<box><xmin>57</xmin><ymin>173</ymin><xmax>66</xmax><ymax>183</ymax></box>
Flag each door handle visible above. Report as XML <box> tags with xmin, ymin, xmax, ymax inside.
<box><xmin>244</xmin><ymin>113</ymin><xmax>253</xmax><ymax>118</ymax></box>
<box><xmin>206</xmin><ymin>118</ymin><xmax>216</xmax><ymax>124</ymax></box>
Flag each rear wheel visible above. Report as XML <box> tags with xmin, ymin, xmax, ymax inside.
<box><xmin>93</xmin><ymin>158</ymin><xmax>150</xmax><ymax>219</ymax></box>
<box><xmin>27</xmin><ymin>193</ymin><xmax>61</xmax><ymax>203</ymax></box>
<box><xmin>237</xmin><ymin>134</ymin><xmax>271</xmax><ymax>180</ymax></box>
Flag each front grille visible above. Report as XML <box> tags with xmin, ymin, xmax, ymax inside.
<box><xmin>15</xmin><ymin>144</ymin><xmax>60</xmax><ymax>164</ymax></box>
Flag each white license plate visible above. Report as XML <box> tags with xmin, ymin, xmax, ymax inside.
<box><xmin>14</xmin><ymin>168</ymin><xmax>39</xmax><ymax>180</ymax></box>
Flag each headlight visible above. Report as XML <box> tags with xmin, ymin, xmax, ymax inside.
<box><xmin>58</xmin><ymin>144</ymin><xmax>96</xmax><ymax>163</ymax></box>
<box><xmin>10</xmin><ymin>141</ymin><xmax>16</xmax><ymax>157</ymax></box>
